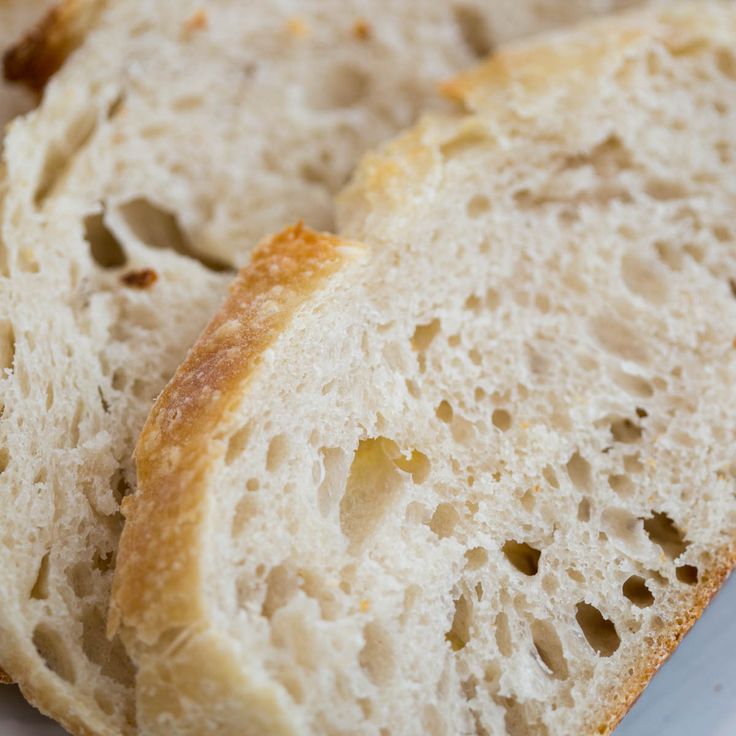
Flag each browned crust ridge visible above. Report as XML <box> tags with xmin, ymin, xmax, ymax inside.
<box><xmin>3</xmin><ymin>0</ymin><xmax>105</xmax><ymax>92</ymax></box>
<box><xmin>110</xmin><ymin>224</ymin><xmax>365</xmax><ymax>642</ymax></box>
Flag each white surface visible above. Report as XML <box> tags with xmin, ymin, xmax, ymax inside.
<box><xmin>1</xmin><ymin>572</ymin><xmax>734</xmax><ymax>734</ymax></box>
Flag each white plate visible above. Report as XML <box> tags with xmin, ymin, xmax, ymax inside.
<box><xmin>2</xmin><ymin>573</ymin><xmax>734</xmax><ymax>735</ymax></box>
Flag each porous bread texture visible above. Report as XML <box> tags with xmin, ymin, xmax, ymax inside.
<box><xmin>0</xmin><ymin>1</ymin><xmax>647</xmax><ymax>734</ymax></box>
<box><xmin>113</xmin><ymin>3</ymin><xmax>736</xmax><ymax>735</ymax></box>
<box><xmin>0</xmin><ymin>0</ymin><xmax>56</xmax><ymax>128</ymax></box>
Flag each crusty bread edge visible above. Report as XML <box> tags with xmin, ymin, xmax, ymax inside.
<box><xmin>110</xmin><ymin>224</ymin><xmax>367</xmax><ymax>643</ymax></box>
<box><xmin>598</xmin><ymin>544</ymin><xmax>735</xmax><ymax>735</ymax></box>
<box><xmin>3</xmin><ymin>0</ymin><xmax>105</xmax><ymax>92</ymax></box>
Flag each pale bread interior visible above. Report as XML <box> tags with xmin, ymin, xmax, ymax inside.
<box><xmin>0</xmin><ymin>1</ymin><xmax>644</xmax><ymax>733</ymax></box>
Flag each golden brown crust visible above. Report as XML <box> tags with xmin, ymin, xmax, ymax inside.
<box><xmin>597</xmin><ymin>542</ymin><xmax>735</xmax><ymax>735</ymax></box>
<box><xmin>0</xmin><ymin>667</ymin><xmax>10</xmax><ymax>684</ymax></box>
<box><xmin>110</xmin><ymin>224</ymin><xmax>366</xmax><ymax>642</ymax></box>
<box><xmin>3</xmin><ymin>0</ymin><xmax>105</xmax><ymax>93</ymax></box>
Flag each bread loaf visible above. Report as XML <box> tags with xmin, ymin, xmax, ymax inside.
<box><xmin>0</xmin><ymin>1</ymin><xmax>645</xmax><ymax>733</ymax></box>
<box><xmin>112</xmin><ymin>4</ymin><xmax>736</xmax><ymax>734</ymax></box>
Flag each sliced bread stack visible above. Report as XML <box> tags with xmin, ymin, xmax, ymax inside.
<box><xmin>110</xmin><ymin>3</ymin><xmax>736</xmax><ymax>735</ymax></box>
<box><xmin>0</xmin><ymin>1</ymin><xmax>648</xmax><ymax>734</ymax></box>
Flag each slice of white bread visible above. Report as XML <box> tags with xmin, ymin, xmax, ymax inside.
<box><xmin>0</xmin><ymin>0</ymin><xmax>56</xmax><ymax>129</ymax></box>
<box><xmin>0</xmin><ymin>1</ymin><xmax>648</xmax><ymax>733</ymax></box>
<box><xmin>111</xmin><ymin>4</ymin><xmax>736</xmax><ymax>734</ymax></box>
<box><xmin>0</xmin><ymin>0</ymin><xmax>58</xmax><ymax>689</ymax></box>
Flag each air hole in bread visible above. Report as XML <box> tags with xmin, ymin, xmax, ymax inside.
<box><xmin>309</xmin><ymin>65</ymin><xmax>370</xmax><ymax>109</ymax></box>
<box><xmin>68</xmin><ymin>560</ymin><xmax>93</xmax><ymax>598</ymax></box>
<box><xmin>621</xmin><ymin>253</ymin><xmax>668</xmax><ymax>304</ymax></box>
<box><xmin>231</xmin><ymin>495</ymin><xmax>258</xmax><ymax>537</ymax></box>
<box><xmin>623</xmin><ymin>453</ymin><xmax>644</xmax><ymax>474</ymax></box>
<box><xmin>0</xmin><ymin>321</ymin><xmax>15</xmax><ymax>372</ymax></box>
<box><xmin>610</xmin><ymin>416</ymin><xmax>643</xmax><ymax>444</ymax></box>
<box><xmin>34</xmin><ymin>107</ymin><xmax>97</xmax><ymax>205</ymax></box>
<box><xmin>266</xmin><ymin>434</ymin><xmax>289</xmax><ymax>472</ymax></box>
<box><xmin>435</xmin><ymin>400</ymin><xmax>453</xmax><ymax>423</ymax></box>
<box><xmin>676</xmin><ymin>565</ymin><xmax>698</xmax><ymax>585</ymax></box>
<box><xmin>225</xmin><ymin>423</ymin><xmax>252</xmax><ymax>465</ymax></box>
<box><xmin>608</xmin><ymin>473</ymin><xmax>634</xmax><ymax>497</ymax></box>
<box><xmin>440</xmin><ymin>129</ymin><xmax>489</xmax><ymax>160</ymax></box>
<box><xmin>492</xmin><ymin>408</ymin><xmax>512</xmax><ymax>431</ymax></box>
<box><xmin>30</xmin><ymin>552</ymin><xmax>50</xmax><ymax>600</ymax></box>
<box><xmin>429</xmin><ymin>503</ymin><xmax>460</xmax><ymax>539</ymax></box>
<box><xmin>446</xmin><ymin>593</ymin><xmax>472</xmax><ymax>651</ymax></box>
<box><xmin>119</xmin><ymin>198</ymin><xmax>231</xmax><ymax>272</ymax></box>
<box><xmin>246</xmin><ymin>478</ymin><xmax>259</xmax><ymax>492</ymax></box>
<box><xmin>172</xmin><ymin>95</ymin><xmax>205</xmax><ymax>112</ymax></box>
<box><xmin>0</xmin><ymin>448</ymin><xmax>8</xmax><ymax>475</ymax></box>
<box><xmin>683</xmin><ymin>243</ymin><xmax>705</xmax><ymax>263</ymax></box>
<box><xmin>715</xmin><ymin>140</ymin><xmax>732</xmax><ymax>165</ymax></box>
<box><xmin>33</xmin><ymin>624</ymin><xmax>75</xmax><ymax>682</ymax></box>
<box><xmin>613</xmin><ymin>369</ymin><xmax>654</xmax><ymax>398</ymax></box>
<box><xmin>531</xmin><ymin>620</ymin><xmax>569</xmax><ymax>680</ymax></box>
<box><xmin>567</xmin><ymin>568</ymin><xmax>585</xmax><ymax>584</ymax></box>
<box><xmin>411</xmin><ymin>318</ymin><xmax>441</xmax><ymax>352</ymax></box>
<box><xmin>493</xmin><ymin>611</ymin><xmax>513</xmax><ymax>657</ymax></box>
<box><xmin>85</xmin><ymin>213</ymin><xmax>127</xmax><ymax>269</ymax></box>
<box><xmin>622</xmin><ymin>575</ymin><xmax>654</xmax><ymax>607</ymax></box>
<box><xmin>393</xmin><ymin>449</ymin><xmax>431</xmax><ymax>484</ymax></box>
<box><xmin>452</xmin><ymin>5</ymin><xmax>493</xmax><ymax>58</ymax></box>
<box><xmin>467</xmin><ymin>195</ymin><xmax>491</xmax><ymax>218</ymax></box>
<box><xmin>654</xmin><ymin>240</ymin><xmax>683</xmax><ymax>271</ymax></box>
<box><xmin>317</xmin><ymin>447</ymin><xmax>349</xmax><ymax>517</ymax></box>
<box><xmin>81</xmin><ymin>606</ymin><xmax>135</xmax><ymax>684</ymax></box>
<box><xmin>464</xmin><ymin>293</ymin><xmax>483</xmax><ymax>311</ymax></box>
<box><xmin>712</xmin><ymin>224</ymin><xmax>731</xmax><ymax>242</ymax></box>
<box><xmin>601</xmin><ymin>507</ymin><xmax>645</xmax><ymax>550</ymax></box>
<box><xmin>643</xmin><ymin>511</ymin><xmax>689</xmax><ymax>559</ymax></box>
<box><xmin>502</xmin><ymin>540</ymin><xmax>541</xmax><ymax>576</ymax></box>
<box><xmin>340</xmin><ymin>438</ymin><xmax>404</xmax><ymax>548</ymax></box>
<box><xmin>542</xmin><ymin>465</ymin><xmax>559</xmax><ymax>489</ymax></box>
<box><xmin>501</xmin><ymin>697</ymin><xmax>537</xmax><ymax>736</ymax></box>
<box><xmin>644</xmin><ymin>178</ymin><xmax>687</xmax><ymax>201</ymax></box>
<box><xmin>359</xmin><ymin>621</ymin><xmax>394</xmax><ymax>685</ymax></box>
<box><xmin>591</xmin><ymin>316</ymin><xmax>648</xmax><ymax>364</ymax></box>
<box><xmin>300</xmin><ymin>161</ymin><xmax>328</xmax><ymax>186</ymax></box>
<box><xmin>566</xmin><ymin>451</ymin><xmax>592</xmax><ymax>492</ymax></box>
<box><xmin>450</xmin><ymin>414</ymin><xmax>476</xmax><ymax>445</ymax></box>
<box><xmin>485</xmin><ymin>288</ymin><xmax>500</xmax><ymax>309</ymax></box>
<box><xmin>465</xmin><ymin>547</ymin><xmax>488</xmax><ymax>570</ymax></box>
<box><xmin>577</xmin><ymin>497</ymin><xmax>591</xmax><ymax>522</ymax></box>
<box><xmin>715</xmin><ymin>49</ymin><xmax>736</xmax><ymax>80</ymax></box>
<box><xmin>575</xmin><ymin>603</ymin><xmax>620</xmax><ymax>657</ymax></box>
<box><xmin>262</xmin><ymin>564</ymin><xmax>298</xmax><ymax>619</ymax></box>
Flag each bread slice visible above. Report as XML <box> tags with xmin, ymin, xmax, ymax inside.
<box><xmin>111</xmin><ymin>4</ymin><xmax>736</xmax><ymax>734</ymax></box>
<box><xmin>0</xmin><ymin>0</ymin><xmax>56</xmax><ymax>129</ymax></box>
<box><xmin>0</xmin><ymin>1</ymin><xmax>648</xmax><ymax>733</ymax></box>
<box><xmin>0</xmin><ymin>0</ymin><xmax>59</xmax><ymax>689</ymax></box>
